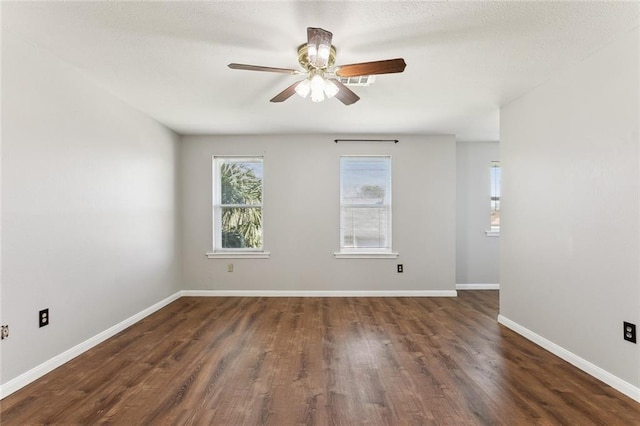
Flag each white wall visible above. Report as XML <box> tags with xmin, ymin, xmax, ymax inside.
<box><xmin>181</xmin><ymin>134</ymin><xmax>456</xmax><ymax>293</ymax></box>
<box><xmin>456</xmin><ymin>141</ymin><xmax>500</xmax><ymax>286</ymax></box>
<box><xmin>1</xmin><ymin>32</ymin><xmax>182</xmax><ymax>385</ymax></box>
<box><xmin>500</xmin><ymin>26</ymin><xmax>639</xmax><ymax>394</ymax></box>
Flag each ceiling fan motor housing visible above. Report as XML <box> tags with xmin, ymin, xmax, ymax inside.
<box><xmin>297</xmin><ymin>44</ymin><xmax>337</xmax><ymax>71</ymax></box>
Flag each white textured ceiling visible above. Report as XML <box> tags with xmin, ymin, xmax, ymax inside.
<box><xmin>3</xmin><ymin>1</ymin><xmax>638</xmax><ymax>141</ymax></box>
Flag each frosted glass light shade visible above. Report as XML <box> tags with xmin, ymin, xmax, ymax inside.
<box><xmin>324</xmin><ymin>79</ymin><xmax>339</xmax><ymax>98</ymax></box>
<box><xmin>310</xmin><ymin>88</ymin><xmax>325</xmax><ymax>102</ymax></box>
<box><xmin>310</xmin><ymin>74</ymin><xmax>325</xmax><ymax>102</ymax></box>
<box><xmin>295</xmin><ymin>79</ymin><xmax>311</xmax><ymax>98</ymax></box>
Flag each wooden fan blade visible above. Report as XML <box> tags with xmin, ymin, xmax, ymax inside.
<box><xmin>307</xmin><ymin>27</ymin><xmax>333</xmax><ymax>46</ymax></box>
<box><xmin>270</xmin><ymin>81</ymin><xmax>302</xmax><ymax>103</ymax></box>
<box><xmin>228</xmin><ymin>63</ymin><xmax>301</xmax><ymax>75</ymax></box>
<box><xmin>307</xmin><ymin>27</ymin><xmax>333</xmax><ymax>68</ymax></box>
<box><xmin>328</xmin><ymin>79</ymin><xmax>360</xmax><ymax>105</ymax></box>
<box><xmin>335</xmin><ymin>58</ymin><xmax>406</xmax><ymax>77</ymax></box>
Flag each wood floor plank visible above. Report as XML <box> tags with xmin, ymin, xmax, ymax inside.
<box><xmin>2</xmin><ymin>291</ymin><xmax>639</xmax><ymax>425</ymax></box>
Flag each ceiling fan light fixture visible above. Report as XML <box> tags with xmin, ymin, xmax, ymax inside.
<box><xmin>295</xmin><ymin>79</ymin><xmax>311</xmax><ymax>98</ymax></box>
<box><xmin>310</xmin><ymin>74</ymin><xmax>326</xmax><ymax>102</ymax></box>
<box><xmin>307</xmin><ymin>44</ymin><xmax>317</xmax><ymax>61</ymax></box>
<box><xmin>229</xmin><ymin>28</ymin><xmax>405</xmax><ymax>106</ymax></box>
<box><xmin>317</xmin><ymin>45</ymin><xmax>331</xmax><ymax>65</ymax></box>
<box><xmin>310</xmin><ymin>90</ymin><xmax>325</xmax><ymax>103</ymax></box>
<box><xmin>324</xmin><ymin>78</ymin><xmax>339</xmax><ymax>99</ymax></box>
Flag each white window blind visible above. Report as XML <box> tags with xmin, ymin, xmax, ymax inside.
<box><xmin>340</xmin><ymin>156</ymin><xmax>392</xmax><ymax>253</ymax></box>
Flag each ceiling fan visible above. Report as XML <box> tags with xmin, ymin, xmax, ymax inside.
<box><xmin>228</xmin><ymin>27</ymin><xmax>406</xmax><ymax>105</ymax></box>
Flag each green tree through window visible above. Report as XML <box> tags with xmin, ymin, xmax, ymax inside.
<box><xmin>215</xmin><ymin>158</ymin><xmax>263</xmax><ymax>250</ymax></box>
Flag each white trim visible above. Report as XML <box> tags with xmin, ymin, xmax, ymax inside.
<box><xmin>0</xmin><ymin>291</ymin><xmax>182</xmax><ymax>399</ymax></box>
<box><xmin>182</xmin><ymin>290</ymin><xmax>457</xmax><ymax>298</ymax></box>
<box><xmin>456</xmin><ymin>283</ymin><xmax>500</xmax><ymax>290</ymax></box>
<box><xmin>498</xmin><ymin>314</ymin><xmax>640</xmax><ymax>403</ymax></box>
<box><xmin>206</xmin><ymin>251</ymin><xmax>270</xmax><ymax>259</ymax></box>
<box><xmin>334</xmin><ymin>252</ymin><xmax>400</xmax><ymax>259</ymax></box>
<box><xmin>485</xmin><ymin>230</ymin><xmax>500</xmax><ymax>237</ymax></box>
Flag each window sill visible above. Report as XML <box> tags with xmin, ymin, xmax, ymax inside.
<box><xmin>485</xmin><ymin>230</ymin><xmax>500</xmax><ymax>237</ymax></box>
<box><xmin>334</xmin><ymin>252</ymin><xmax>400</xmax><ymax>259</ymax></box>
<box><xmin>206</xmin><ymin>252</ymin><xmax>271</xmax><ymax>259</ymax></box>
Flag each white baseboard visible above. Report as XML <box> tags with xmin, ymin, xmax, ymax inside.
<box><xmin>456</xmin><ymin>283</ymin><xmax>500</xmax><ymax>290</ymax></box>
<box><xmin>181</xmin><ymin>290</ymin><xmax>458</xmax><ymax>297</ymax></box>
<box><xmin>0</xmin><ymin>291</ymin><xmax>182</xmax><ymax>399</ymax></box>
<box><xmin>498</xmin><ymin>314</ymin><xmax>640</xmax><ymax>403</ymax></box>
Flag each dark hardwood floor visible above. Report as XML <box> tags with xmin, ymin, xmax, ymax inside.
<box><xmin>1</xmin><ymin>291</ymin><xmax>639</xmax><ymax>425</ymax></box>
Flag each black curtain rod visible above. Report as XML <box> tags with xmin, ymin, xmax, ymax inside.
<box><xmin>334</xmin><ymin>139</ymin><xmax>399</xmax><ymax>143</ymax></box>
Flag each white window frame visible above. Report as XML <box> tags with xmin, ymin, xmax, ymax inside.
<box><xmin>207</xmin><ymin>156</ymin><xmax>270</xmax><ymax>259</ymax></box>
<box><xmin>335</xmin><ymin>155</ymin><xmax>399</xmax><ymax>259</ymax></box>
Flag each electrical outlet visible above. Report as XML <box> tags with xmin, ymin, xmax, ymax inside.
<box><xmin>624</xmin><ymin>322</ymin><xmax>636</xmax><ymax>343</ymax></box>
<box><xmin>39</xmin><ymin>309</ymin><xmax>50</xmax><ymax>328</ymax></box>
<box><xmin>397</xmin><ymin>264</ymin><xmax>403</xmax><ymax>273</ymax></box>
<box><xmin>227</xmin><ymin>263</ymin><xmax>234</xmax><ymax>273</ymax></box>
<box><xmin>1</xmin><ymin>325</ymin><xmax>8</xmax><ymax>340</ymax></box>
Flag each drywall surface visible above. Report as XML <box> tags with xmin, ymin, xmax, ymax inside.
<box><xmin>456</xmin><ymin>141</ymin><xmax>500</xmax><ymax>285</ymax></box>
<box><xmin>1</xmin><ymin>32</ymin><xmax>182</xmax><ymax>385</ymax></box>
<box><xmin>501</xmin><ymin>27</ymin><xmax>639</xmax><ymax>388</ymax></box>
<box><xmin>181</xmin><ymin>134</ymin><xmax>456</xmax><ymax>293</ymax></box>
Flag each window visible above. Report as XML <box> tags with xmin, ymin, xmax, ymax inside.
<box><xmin>489</xmin><ymin>161</ymin><xmax>501</xmax><ymax>235</ymax></box>
<box><xmin>211</xmin><ymin>157</ymin><xmax>265</xmax><ymax>255</ymax></box>
<box><xmin>337</xmin><ymin>156</ymin><xmax>396</xmax><ymax>257</ymax></box>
